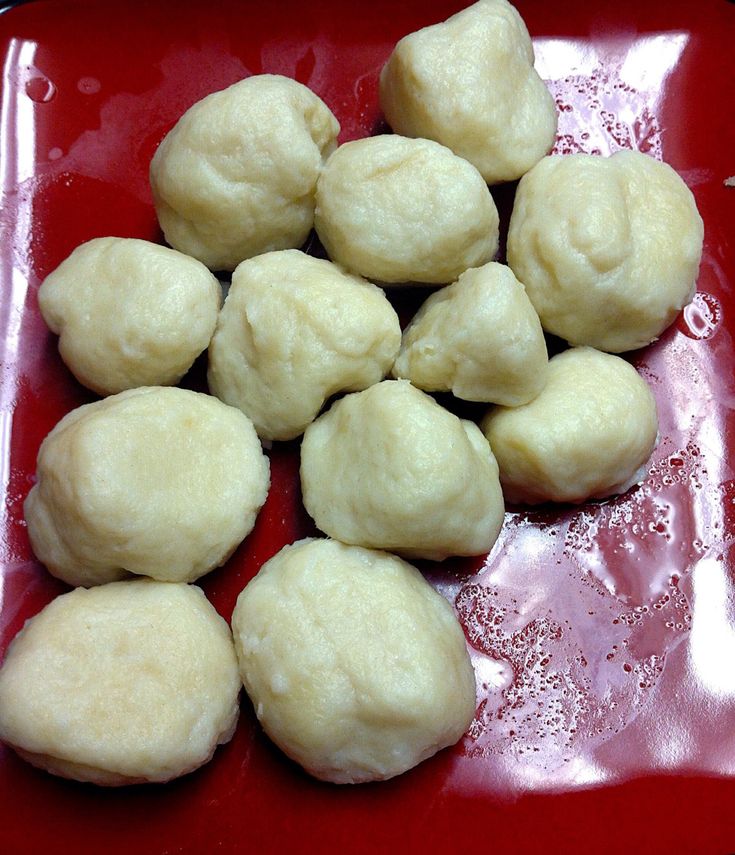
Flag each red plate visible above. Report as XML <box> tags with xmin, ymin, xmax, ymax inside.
<box><xmin>1</xmin><ymin>0</ymin><xmax>735</xmax><ymax>852</ymax></box>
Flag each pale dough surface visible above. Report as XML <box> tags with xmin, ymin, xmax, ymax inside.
<box><xmin>0</xmin><ymin>580</ymin><xmax>240</xmax><ymax>785</ymax></box>
<box><xmin>314</xmin><ymin>134</ymin><xmax>499</xmax><ymax>284</ymax></box>
<box><xmin>507</xmin><ymin>151</ymin><xmax>704</xmax><ymax>352</ymax></box>
<box><xmin>392</xmin><ymin>261</ymin><xmax>548</xmax><ymax>405</ymax></box>
<box><xmin>208</xmin><ymin>250</ymin><xmax>401</xmax><ymax>441</ymax></box>
<box><xmin>150</xmin><ymin>74</ymin><xmax>339</xmax><ymax>271</ymax></box>
<box><xmin>300</xmin><ymin>380</ymin><xmax>505</xmax><ymax>560</ymax></box>
<box><xmin>25</xmin><ymin>386</ymin><xmax>269</xmax><ymax>586</ymax></box>
<box><xmin>481</xmin><ymin>347</ymin><xmax>658</xmax><ymax>505</ymax></box>
<box><xmin>231</xmin><ymin>538</ymin><xmax>476</xmax><ymax>784</ymax></box>
<box><xmin>38</xmin><ymin>237</ymin><xmax>221</xmax><ymax>396</ymax></box>
<box><xmin>379</xmin><ymin>0</ymin><xmax>557</xmax><ymax>184</ymax></box>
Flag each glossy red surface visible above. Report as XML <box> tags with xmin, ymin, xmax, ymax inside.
<box><xmin>1</xmin><ymin>0</ymin><xmax>734</xmax><ymax>852</ymax></box>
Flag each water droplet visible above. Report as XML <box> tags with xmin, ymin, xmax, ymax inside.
<box><xmin>48</xmin><ymin>147</ymin><xmax>63</xmax><ymax>161</ymax></box>
<box><xmin>679</xmin><ymin>291</ymin><xmax>721</xmax><ymax>340</ymax></box>
<box><xmin>25</xmin><ymin>74</ymin><xmax>56</xmax><ymax>103</ymax></box>
<box><xmin>77</xmin><ymin>76</ymin><xmax>101</xmax><ymax>95</ymax></box>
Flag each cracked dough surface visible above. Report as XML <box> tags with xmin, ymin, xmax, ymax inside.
<box><xmin>150</xmin><ymin>74</ymin><xmax>339</xmax><ymax>271</ymax></box>
<box><xmin>392</xmin><ymin>261</ymin><xmax>548</xmax><ymax>405</ymax></box>
<box><xmin>507</xmin><ymin>151</ymin><xmax>704</xmax><ymax>352</ymax></box>
<box><xmin>314</xmin><ymin>134</ymin><xmax>499</xmax><ymax>284</ymax></box>
<box><xmin>38</xmin><ymin>237</ymin><xmax>221</xmax><ymax>396</ymax></box>
<box><xmin>379</xmin><ymin>0</ymin><xmax>557</xmax><ymax>184</ymax></box>
<box><xmin>208</xmin><ymin>250</ymin><xmax>400</xmax><ymax>441</ymax></box>
<box><xmin>300</xmin><ymin>380</ymin><xmax>504</xmax><ymax>560</ymax></box>
<box><xmin>25</xmin><ymin>386</ymin><xmax>269</xmax><ymax>586</ymax></box>
<box><xmin>231</xmin><ymin>538</ymin><xmax>476</xmax><ymax>784</ymax></box>
<box><xmin>0</xmin><ymin>580</ymin><xmax>240</xmax><ymax>785</ymax></box>
<box><xmin>481</xmin><ymin>347</ymin><xmax>658</xmax><ymax>504</ymax></box>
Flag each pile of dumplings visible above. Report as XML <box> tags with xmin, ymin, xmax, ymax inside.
<box><xmin>0</xmin><ymin>0</ymin><xmax>703</xmax><ymax>788</ymax></box>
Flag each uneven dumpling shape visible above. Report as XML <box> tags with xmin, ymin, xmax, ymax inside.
<box><xmin>25</xmin><ymin>386</ymin><xmax>269</xmax><ymax>587</ymax></box>
<box><xmin>0</xmin><ymin>580</ymin><xmax>240</xmax><ymax>786</ymax></box>
<box><xmin>392</xmin><ymin>261</ymin><xmax>548</xmax><ymax>405</ymax></box>
<box><xmin>208</xmin><ymin>250</ymin><xmax>401</xmax><ymax>441</ymax></box>
<box><xmin>379</xmin><ymin>0</ymin><xmax>557</xmax><ymax>184</ymax></box>
<box><xmin>38</xmin><ymin>237</ymin><xmax>222</xmax><ymax>396</ymax></box>
<box><xmin>507</xmin><ymin>151</ymin><xmax>704</xmax><ymax>353</ymax></box>
<box><xmin>231</xmin><ymin>538</ymin><xmax>476</xmax><ymax>784</ymax></box>
<box><xmin>481</xmin><ymin>347</ymin><xmax>658</xmax><ymax>505</ymax></box>
<box><xmin>150</xmin><ymin>74</ymin><xmax>340</xmax><ymax>272</ymax></box>
<box><xmin>314</xmin><ymin>135</ymin><xmax>499</xmax><ymax>284</ymax></box>
<box><xmin>300</xmin><ymin>380</ymin><xmax>505</xmax><ymax>560</ymax></box>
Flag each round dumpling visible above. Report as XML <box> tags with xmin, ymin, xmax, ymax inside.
<box><xmin>38</xmin><ymin>237</ymin><xmax>221</xmax><ymax>396</ymax></box>
<box><xmin>25</xmin><ymin>386</ymin><xmax>270</xmax><ymax>587</ymax></box>
<box><xmin>314</xmin><ymin>134</ymin><xmax>499</xmax><ymax>285</ymax></box>
<box><xmin>481</xmin><ymin>347</ymin><xmax>658</xmax><ymax>505</ymax></box>
<box><xmin>300</xmin><ymin>380</ymin><xmax>505</xmax><ymax>560</ymax></box>
<box><xmin>392</xmin><ymin>261</ymin><xmax>548</xmax><ymax>405</ymax></box>
<box><xmin>208</xmin><ymin>250</ymin><xmax>401</xmax><ymax>441</ymax></box>
<box><xmin>380</xmin><ymin>0</ymin><xmax>557</xmax><ymax>184</ymax></box>
<box><xmin>150</xmin><ymin>74</ymin><xmax>340</xmax><ymax>271</ymax></box>
<box><xmin>231</xmin><ymin>538</ymin><xmax>476</xmax><ymax>784</ymax></box>
<box><xmin>506</xmin><ymin>151</ymin><xmax>704</xmax><ymax>352</ymax></box>
<box><xmin>0</xmin><ymin>580</ymin><xmax>240</xmax><ymax>786</ymax></box>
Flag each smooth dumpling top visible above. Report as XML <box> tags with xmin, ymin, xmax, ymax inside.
<box><xmin>507</xmin><ymin>151</ymin><xmax>704</xmax><ymax>352</ymax></box>
<box><xmin>314</xmin><ymin>134</ymin><xmax>499</xmax><ymax>284</ymax></box>
<box><xmin>38</xmin><ymin>237</ymin><xmax>222</xmax><ymax>396</ymax></box>
<box><xmin>0</xmin><ymin>580</ymin><xmax>241</xmax><ymax>786</ymax></box>
<box><xmin>208</xmin><ymin>250</ymin><xmax>401</xmax><ymax>441</ymax></box>
<box><xmin>379</xmin><ymin>0</ymin><xmax>557</xmax><ymax>184</ymax></box>
<box><xmin>481</xmin><ymin>347</ymin><xmax>659</xmax><ymax>505</ymax></box>
<box><xmin>150</xmin><ymin>74</ymin><xmax>340</xmax><ymax>271</ymax></box>
<box><xmin>24</xmin><ymin>386</ymin><xmax>270</xmax><ymax>587</ymax></box>
<box><xmin>300</xmin><ymin>380</ymin><xmax>505</xmax><ymax>560</ymax></box>
<box><xmin>231</xmin><ymin>538</ymin><xmax>476</xmax><ymax>784</ymax></box>
<box><xmin>392</xmin><ymin>261</ymin><xmax>548</xmax><ymax>405</ymax></box>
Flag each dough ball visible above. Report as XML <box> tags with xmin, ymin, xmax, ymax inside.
<box><xmin>208</xmin><ymin>250</ymin><xmax>401</xmax><ymax>441</ymax></box>
<box><xmin>507</xmin><ymin>151</ymin><xmax>704</xmax><ymax>352</ymax></box>
<box><xmin>150</xmin><ymin>74</ymin><xmax>340</xmax><ymax>272</ymax></box>
<box><xmin>481</xmin><ymin>347</ymin><xmax>658</xmax><ymax>505</ymax></box>
<box><xmin>231</xmin><ymin>538</ymin><xmax>476</xmax><ymax>784</ymax></box>
<box><xmin>379</xmin><ymin>0</ymin><xmax>557</xmax><ymax>184</ymax></box>
<box><xmin>314</xmin><ymin>135</ymin><xmax>499</xmax><ymax>284</ymax></box>
<box><xmin>38</xmin><ymin>237</ymin><xmax>221</xmax><ymax>396</ymax></box>
<box><xmin>0</xmin><ymin>580</ymin><xmax>240</xmax><ymax>785</ymax></box>
<box><xmin>392</xmin><ymin>261</ymin><xmax>548</xmax><ymax>405</ymax></box>
<box><xmin>300</xmin><ymin>380</ymin><xmax>504</xmax><ymax>560</ymax></box>
<box><xmin>25</xmin><ymin>386</ymin><xmax>269</xmax><ymax>587</ymax></box>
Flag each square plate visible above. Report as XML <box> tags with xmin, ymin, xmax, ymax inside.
<box><xmin>1</xmin><ymin>1</ymin><xmax>734</xmax><ymax>852</ymax></box>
